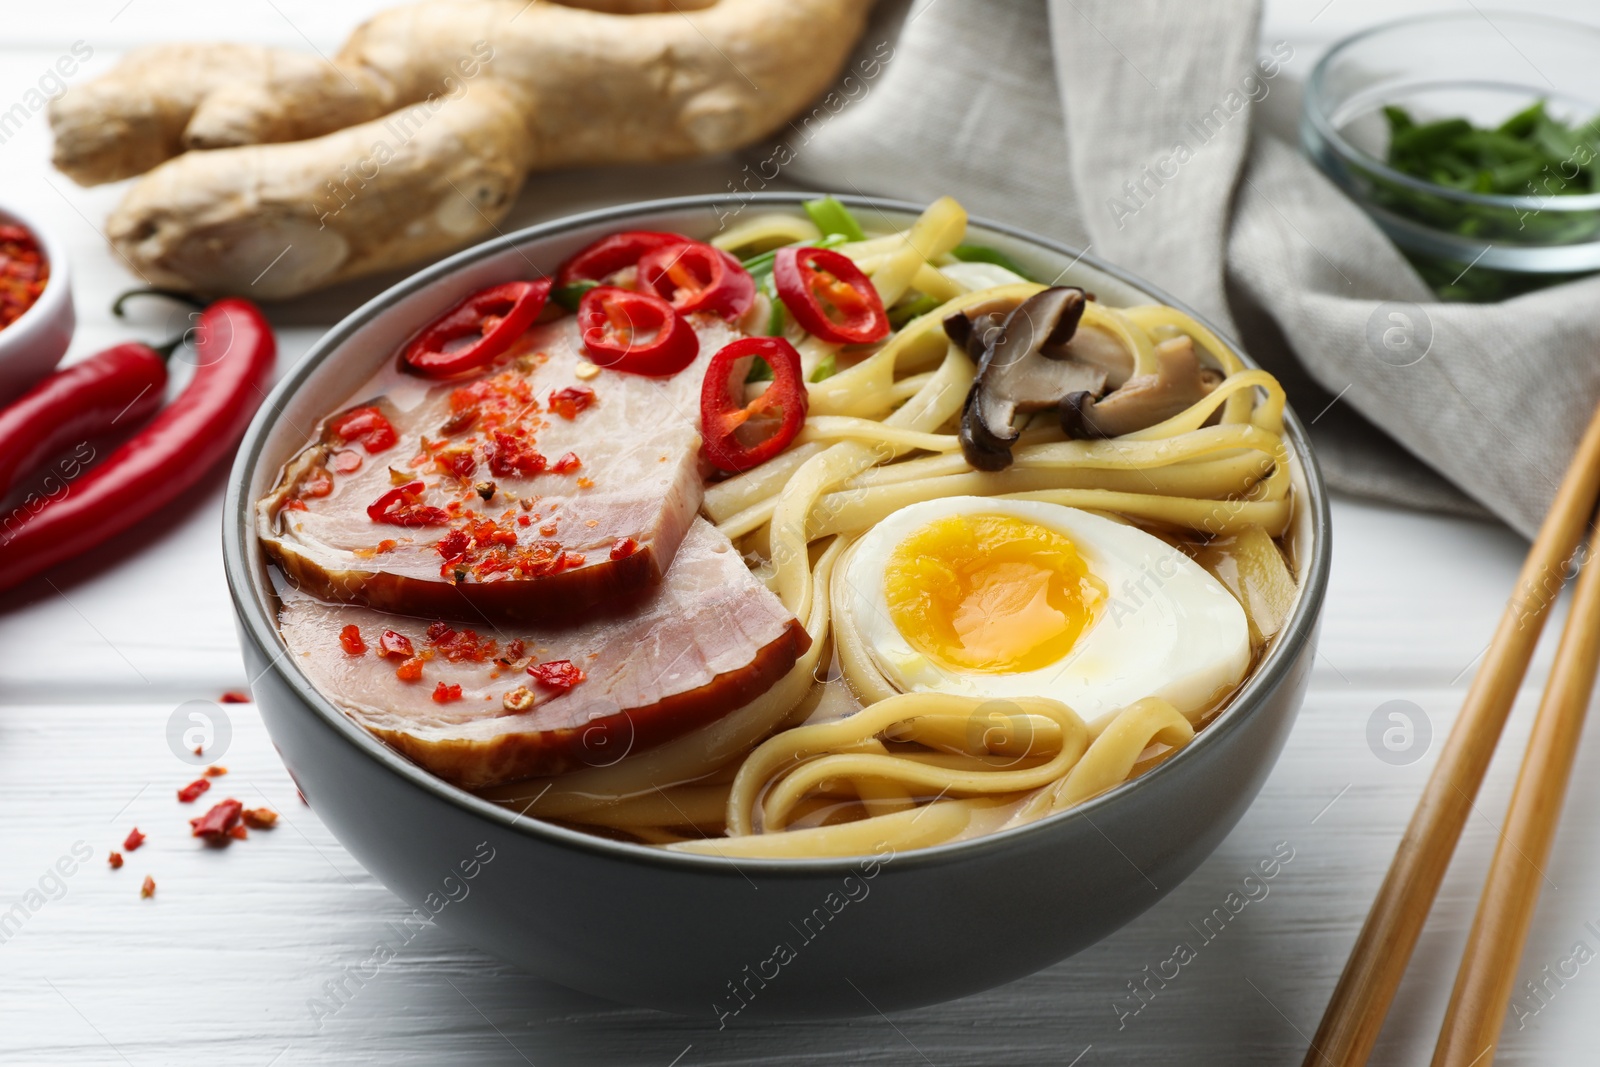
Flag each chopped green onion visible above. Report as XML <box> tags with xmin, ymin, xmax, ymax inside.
<box><xmin>761</xmin><ymin>273</ymin><xmax>785</xmax><ymax>338</ymax></box>
<box><xmin>803</xmin><ymin>196</ymin><xmax>867</xmax><ymax>242</ymax></box>
<box><xmin>808</xmin><ymin>353</ymin><xmax>837</xmax><ymax>383</ymax></box>
<box><xmin>888</xmin><ymin>293</ymin><xmax>942</xmax><ymax>328</ymax></box>
<box><xmin>551</xmin><ymin>280</ymin><xmax>599</xmax><ymax>311</ymax></box>
<box><xmin>950</xmin><ymin>244</ymin><xmax>1037</xmax><ymax>282</ymax></box>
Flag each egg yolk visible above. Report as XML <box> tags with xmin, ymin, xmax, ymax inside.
<box><xmin>882</xmin><ymin>513</ymin><xmax>1105</xmax><ymax>674</ymax></box>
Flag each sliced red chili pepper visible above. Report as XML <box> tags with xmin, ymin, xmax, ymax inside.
<box><xmin>402</xmin><ymin>279</ymin><xmax>550</xmax><ymax>379</ymax></box>
<box><xmin>367</xmin><ymin>481</ymin><xmax>449</xmax><ymax>526</ymax></box>
<box><xmin>177</xmin><ymin>778</ymin><xmax>211</xmax><ymax>803</ymax></box>
<box><xmin>638</xmin><ymin>240</ymin><xmax>756</xmax><ymax>320</ymax></box>
<box><xmin>190</xmin><ymin>798</ymin><xmax>243</xmax><ymax>840</ymax></box>
<box><xmin>577</xmin><ymin>286</ymin><xmax>698</xmax><ymax>377</ymax></box>
<box><xmin>328</xmin><ymin>406</ymin><xmax>398</xmax><ymax>453</ymax></box>
<box><xmin>547</xmin><ymin>386</ymin><xmax>595</xmax><ymax>420</ymax></box>
<box><xmin>773</xmin><ymin>246</ymin><xmax>890</xmax><ymax>344</ymax></box>
<box><xmin>528</xmin><ymin>659</ymin><xmax>586</xmax><ymax>691</ymax></box>
<box><xmin>700</xmin><ymin>337</ymin><xmax>809</xmax><ymax>473</ymax></box>
<box><xmin>555</xmin><ymin>230</ymin><xmax>688</xmax><ymax>286</ymax></box>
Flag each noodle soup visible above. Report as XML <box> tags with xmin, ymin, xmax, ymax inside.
<box><xmin>258</xmin><ymin>196</ymin><xmax>1302</xmax><ymax>860</ymax></box>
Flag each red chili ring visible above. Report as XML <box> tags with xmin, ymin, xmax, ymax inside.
<box><xmin>577</xmin><ymin>286</ymin><xmax>699</xmax><ymax>377</ymax></box>
<box><xmin>402</xmin><ymin>279</ymin><xmax>549</xmax><ymax>379</ymax></box>
<box><xmin>700</xmin><ymin>336</ymin><xmax>809</xmax><ymax>473</ymax></box>
<box><xmin>555</xmin><ymin>230</ymin><xmax>689</xmax><ymax>287</ymax></box>
<box><xmin>772</xmin><ymin>246</ymin><xmax>891</xmax><ymax>345</ymax></box>
<box><xmin>637</xmin><ymin>240</ymin><xmax>756</xmax><ymax>320</ymax></box>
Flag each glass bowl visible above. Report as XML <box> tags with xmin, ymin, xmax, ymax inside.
<box><xmin>1302</xmin><ymin>11</ymin><xmax>1600</xmax><ymax>301</ymax></box>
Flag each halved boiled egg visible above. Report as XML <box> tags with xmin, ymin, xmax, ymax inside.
<box><xmin>839</xmin><ymin>497</ymin><xmax>1250</xmax><ymax>720</ymax></box>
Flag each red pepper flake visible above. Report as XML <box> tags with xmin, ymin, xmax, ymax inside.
<box><xmin>124</xmin><ymin>827</ymin><xmax>146</xmax><ymax>852</ymax></box>
<box><xmin>190</xmin><ymin>798</ymin><xmax>244</xmax><ymax>841</ymax></box>
<box><xmin>378</xmin><ymin>630</ymin><xmax>414</xmax><ymax>658</ymax></box>
<box><xmin>489</xmin><ymin>430</ymin><xmax>547</xmax><ymax>478</ymax></box>
<box><xmin>528</xmin><ymin>659</ymin><xmax>586</xmax><ymax>691</ymax></box>
<box><xmin>300</xmin><ymin>466</ymin><xmax>334</xmax><ymax>499</ymax></box>
<box><xmin>434</xmin><ymin>446</ymin><xmax>478</xmax><ymax>480</ymax></box>
<box><xmin>283</xmin><ymin>499</ymin><xmax>308</xmax><ymax>512</ymax></box>
<box><xmin>0</xmin><ymin>224</ymin><xmax>48</xmax><ymax>330</ymax></box>
<box><xmin>517</xmin><ymin>514</ymin><xmax>531</xmax><ymax>527</ymax></box>
<box><xmin>242</xmin><ymin>807</ymin><xmax>278</xmax><ymax>829</ymax></box>
<box><xmin>551</xmin><ymin>451</ymin><xmax>582</xmax><ymax>474</ymax></box>
<box><xmin>140</xmin><ymin>875</ymin><xmax>156</xmax><ymax>899</ymax></box>
<box><xmin>229</xmin><ymin>824</ymin><xmax>249</xmax><ymax>840</ymax></box>
<box><xmin>203</xmin><ymin>765</ymin><xmax>228</xmax><ymax>778</ymax></box>
<box><xmin>376</xmin><ymin>539</ymin><xmax>397</xmax><ymax>553</ymax></box>
<box><xmin>220</xmin><ymin>690</ymin><xmax>251</xmax><ymax>704</ymax></box>
<box><xmin>559</xmin><ymin>551</ymin><xmax>586</xmax><ymax>570</ymax></box>
<box><xmin>368</xmin><ymin>481</ymin><xmax>449</xmax><ymax>527</ymax></box>
<box><xmin>395</xmin><ymin>657</ymin><xmax>425</xmax><ymax>683</ymax></box>
<box><xmin>432</xmin><ymin>681</ymin><xmax>464</xmax><ymax>703</ymax></box>
<box><xmin>576</xmin><ymin>477</ymin><xmax>594</xmax><ymax>489</ymax></box>
<box><xmin>548</xmin><ymin>386</ymin><xmax>596</xmax><ymax>420</ymax></box>
<box><xmin>340</xmin><ymin>624</ymin><xmax>367</xmax><ymax>656</ymax></box>
<box><xmin>328</xmin><ymin>406</ymin><xmax>399</xmax><ymax>453</ymax></box>
<box><xmin>177</xmin><ymin>778</ymin><xmax>211</xmax><ymax>803</ymax></box>
<box><xmin>609</xmin><ymin>536</ymin><xmax>639</xmax><ymax>561</ymax></box>
<box><xmin>108</xmin><ymin>851</ymin><xmax>124</xmax><ymax>869</ymax></box>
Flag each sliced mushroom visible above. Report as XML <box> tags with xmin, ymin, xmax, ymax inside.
<box><xmin>1047</xmin><ymin>323</ymin><xmax>1134</xmax><ymax>390</ymax></box>
<box><xmin>1060</xmin><ymin>335</ymin><xmax>1222</xmax><ymax>440</ymax></box>
<box><xmin>957</xmin><ymin>287</ymin><xmax>1109</xmax><ymax>471</ymax></box>
<box><xmin>942</xmin><ymin>293</ymin><xmax>1026</xmax><ymax>360</ymax></box>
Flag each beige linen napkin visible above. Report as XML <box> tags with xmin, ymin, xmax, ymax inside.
<box><xmin>764</xmin><ymin>0</ymin><xmax>1600</xmax><ymax>538</ymax></box>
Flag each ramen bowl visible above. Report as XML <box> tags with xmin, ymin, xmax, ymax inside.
<box><xmin>223</xmin><ymin>193</ymin><xmax>1331</xmax><ymax>1019</ymax></box>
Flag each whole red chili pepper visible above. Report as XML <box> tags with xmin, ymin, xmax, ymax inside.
<box><xmin>0</xmin><ymin>297</ymin><xmax>276</xmax><ymax>596</ymax></box>
<box><xmin>555</xmin><ymin>230</ymin><xmax>688</xmax><ymax>287</ymax></box>
<box><xmin>0</xmin><ymin>342</ymin><xmax>168</xmax><ymax>500</ymax></box>
<box><xmin>700</xmin><ymin>336</ymin><xmax>809</xmax><ymax>473</ymax></box>
<box><xmin>773</xmin><ymin>246</ymin><xmax>891</xmax><ymax>345</ymax></box>
<box><xmin>578</xmin><ymin>286</ymin><xmax>699</xmax><ymax>376</ymax></box>
<box><xmin>402</xmin><ymin>279</ymin><xmax>549</xmax><ymax>378</ymax></box>
<box><xmin>637</xmin><ymin>240</ymin><xmax>756</xmax><ymax>320</ymax></box>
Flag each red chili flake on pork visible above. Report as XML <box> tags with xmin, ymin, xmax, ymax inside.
<box><xmin>528</xmin><ymin>659</ymin><xmax>586</xmax><ymax>691</ymax></box>
<box><xmin>547</xmin><ymin>386</ymin><xmax>595</xmax><ymax>420</ymax></box>
<box><xmin>375</xmin><ymin>539</ymin><xmax>397</xmax><ymax>553</ymax></box>
<box><xmin>300</xmin><ymin>466</ymin><xmax>334</xmax><ymax>499</ymax></box>
<box><xmin>340</xmin><ymin>624</ymin><xmax>367</xmax><ymax>655</ymax></box>
<box><xmin>108</xmin><ymin>851</ymin><xmax>124</xmax><ymax>869</ymax></box>
<box><xmin>517</xmin><ymin>515</ymin><xmax>531</xmax><ymax>527</ymax></box>
<box><xmin>559</xmin><ymin>551</ymin><xmax>586</xmax><ymax>570</ymax></box>
<box><xmin>331</xmin><ymin>449</ymin><xmax>363</xmax><ymax>474</ymax></box>
<box><xmin>220</xmin><ymin>691</ymin><xmax>251</xmax><ymax>704</ymax></box>
<box><xmin>609</xmin><ymin>537</ymin><xmax>639</xmax><ymax>561</ymax></box>
<box><xmin>432</xmin><ymin>681</ymin><xmax>464</xmax><ymax>703</ymax></box>
<box><xmin>395</xmin><ymin>657</ymin><xmax>425</xmax><ymax>683</ymax></box>
<box><xmin>242</xmin><ymin>807</ymin><xmax>278</xmax><ymax>829</ymax></box>
<box><xmin>328</xmin><ymin>406</ymin><xmax>399</xmax><ymax>453</ymax></box>
<box><xmin>498</xmin><ymin>639</ymin><xmax>526</xmax><ymax>666</ymax></box>
<box><xmin>177</xmin><ymin>778</ymin><xmax>211</xmax><ymax>803</ymax></box>
<box><xmin>425</xmin><ymin>622</ymin><xmax>498</xmax><ymax>663</ymax></box>
<box><xmin>0</xmin><ymin>224</ymin><xmax>48</xmax><ymax>329</ymax></box>
<box><xmin>490</xmin><ymin>430</ymin><xmax>547</xmax><ymax>478</ymax></box>
<box><xmin>124</xmin><ymin>828</ymin><xmax>146</xmax><ymax>851</ymax></box>
<box><xmin>283</xmin><ymin>499</ymin><xmax>308</xmax><ymax>512</ymax></box>
<box><xmin>190</xmin><ymin>798</ymin><xmax>243</xmax><ymax>841</ymax></box>
<box><xmin>140</xmin><ymin>875</ymin><xmax>156</xmax><ymax>899</ymax></box>
<box><xmin>378</xmin><ymin>630</ymin><xmax>415</xmax><ymax>658</ymax></box>
<box><xmin>576</xmin><ymin>477</ymin><xmax>594</xmax><ymax>489</ymax></box>
<box><xmin>434</xmin><ymin>446</ymin><xmax>478</xmax><ymax>480</ymax></box>
<box><xmin>551</xmin><ymin>451</ymin><xmax>582</xmax><ymax>474</ymax></box>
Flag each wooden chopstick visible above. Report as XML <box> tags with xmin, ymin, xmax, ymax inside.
<box><xmin>1303</xmin><ymin>400</ymin><xmax>1600</xmax><ymax>1067</ymax></box>
<box><xmin>1430</xmin><ymin>524</ymin><xmax>1600</xmax><ymax>1067</ymax></box>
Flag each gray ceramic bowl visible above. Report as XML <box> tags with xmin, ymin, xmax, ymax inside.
<box><xmin>224</xmin><ymin>193</ymin><xmax>1331</xmax><ymax>1021</ymax></box>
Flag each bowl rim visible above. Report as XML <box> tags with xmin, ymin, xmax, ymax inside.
<box><xmin>0</xmin><ymin>199</ymin><xmax>72</xmax><ymax>348</ymax></box>
<box><xmin>1304</xmin><ymin>8</ymin><xmax>1600</xmax><ymax>214</ymax></box>
<box><xmin>223</xmin><ymin>191</ymin><xmax>1334</xmax><ymax>876</ymax></box>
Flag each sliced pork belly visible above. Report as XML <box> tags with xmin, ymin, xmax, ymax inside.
<box><xmin>260</xmin><ymin>313</ymin><xmax>741</xmax><ymax>623</ymax></box>
<box><xmin>278</xmin><ymin>519</ymin><xmax>809</xmax><ymax>788</ymax></box>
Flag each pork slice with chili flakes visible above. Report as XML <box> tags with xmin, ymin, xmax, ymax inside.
<box><xmin>259</xmin><ymin>313</ymin><xmax>742</xmax><ymax>625</ymax></box>
<box><xmin>276</xmin><ymin>519</ymin><xmax>809</xmax><ymax>789</ymax></box>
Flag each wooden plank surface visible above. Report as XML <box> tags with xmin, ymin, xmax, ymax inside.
<box><xmin>6</xmin><ymin>2</ymin><xmax>1600</xmax><ymax>1064</ymax></box>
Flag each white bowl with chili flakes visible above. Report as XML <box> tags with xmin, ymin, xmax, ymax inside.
<box><xmin>0</xmin><ymin>201</ymin><xmax>74</xmax><ymax>407</ymax></box>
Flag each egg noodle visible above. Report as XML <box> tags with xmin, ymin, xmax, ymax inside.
<box><xmin>480</xmin><ymin>197</ymin><xmax>1296</xmax><ymax>857</ymax></box>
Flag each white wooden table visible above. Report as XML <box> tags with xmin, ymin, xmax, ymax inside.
<box><xmin>6</xmin><ymin>3</ymin><xmax>1600</xmax><ymax>1064</ymax></box>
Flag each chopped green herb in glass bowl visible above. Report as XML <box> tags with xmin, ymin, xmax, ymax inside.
<box><xmin>1302</xmin><ymin>12</ymin><xmax>1600</xmax><ymax>302</ymax></box>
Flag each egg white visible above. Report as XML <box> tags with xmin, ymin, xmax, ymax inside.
<box><xmin>839</xmin><ymin>497</ymin><xmax>1251</xmax><ymax>720</ymax></box>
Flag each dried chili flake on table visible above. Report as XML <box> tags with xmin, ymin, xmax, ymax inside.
<box><xmin>0</xmin><ymin>224</ymin><xmax>48</xmax><ymax>330</ymax></box>
<box><xmin>203</xmin><ymin>765</ymin><xmax>228</xmax><ymax>778</ymax></box>
<box><xmin>108</xmin><ymin>851</ymin><xmax>123</xmax><ymax>869</ymax></box>
<box><xmin>177</xmin><ymin>778</ymin><xmax>211</xmax><ymax>803</ymax></box>
<box><xmin>220</xmin><ymin>690</ymin><xmax>251</xmax><ymax>704</ymax></box>
<box><xmin>547</xmin><ymin>386</ymin><xmax>595</xmax><ymax>420</ymax></box>
<box><xmin>229</xmin><ymin>824</ymin><xmax>249</xmax><ymax>840</ymax></box>
<box><xmin>432</xmin><ymin>681</ymin><xmax>463</xmax><ymax>704</ymax></box>
<box><xmin>124</xmin><ymin>827</ymin><xmax>146</xmax><ymax>851</ymax></box>
<box><xmin>139</xmin><ymin>875</ymin><xmax>156</xmax><ymax>899</ymax></box>
<box><xmin>242</xmin><ymin>807</ymin><xmax>278</xmax><ymax>829</ymax></box>
<box><xmin>190</xmin><ymin>798</ymin><xmax>243</xmax><ymax>841</ymax></box>
<box><xmin>528</xmin><ymin>659</ymin><xmax>585</xmax><ymax>691</ymax></box>
<box><xmin>339</xmin><ymin>624</ymin><xmax>367</xmax><ymax>655</ymax></box>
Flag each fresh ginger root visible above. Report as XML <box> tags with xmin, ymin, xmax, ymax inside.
<box><xmin>49</xmin><ymin>0</ymin><xmax>871</xmax><ymax>298</ymax></box>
